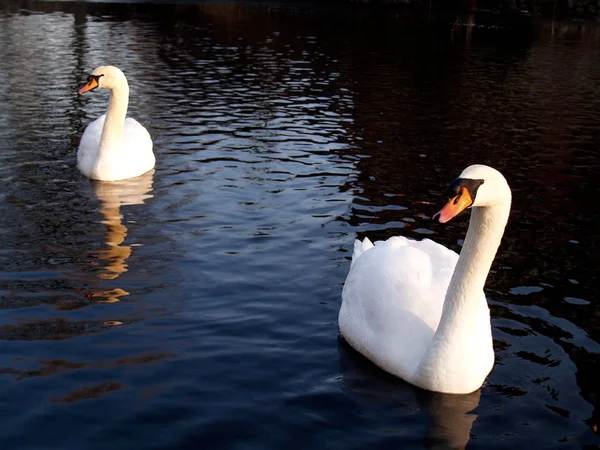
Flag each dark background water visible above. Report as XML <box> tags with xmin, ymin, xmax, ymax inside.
<box><xmin>0</xmin><ymin>1</ymin><xmax>599</xmax><ymax>448</ymax></box>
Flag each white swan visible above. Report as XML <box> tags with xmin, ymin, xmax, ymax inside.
<box><xmin>78</xmin><ymin>66</ymin><xmax>155</xmax><ymax>181</ymax></box>
<box><xmin>339</xmin><ymin>165</ymin><xmax>512</xmax><ymax>394</ymax></box>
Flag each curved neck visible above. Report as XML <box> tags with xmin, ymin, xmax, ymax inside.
<box><xmin>99</xmin><ymin>83</ymin><xmax>129</xmax><ymax>156</ymax></box>
<box><xmin>438</xmin><ymin>200</ymin><xmax>511</xmax><ymax>335</ymax></box>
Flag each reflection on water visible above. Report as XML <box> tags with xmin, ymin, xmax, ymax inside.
<box><xmin>92</xmin><ymin>170</ymin><xmax>154</xmax><ymax>302</ymax></box>
<box><xmin>339</xmin><ymin>337</ymin><xmax>480</xmax><ymax>450</ymax></box>
<box><xmin>0</xmin><ymin>0</ymin><xmax>599</xmax><ymax>448</ymax></box>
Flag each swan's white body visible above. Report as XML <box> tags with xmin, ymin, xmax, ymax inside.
<box><xmin>78</xmin><ymin>66</ymin><xmax>154</xmax><ymax>181</ymax></box>
<box><xmin>339</xmin><ymin>165</ymin><xmax>511</xmax><ymax>394</ymax></box>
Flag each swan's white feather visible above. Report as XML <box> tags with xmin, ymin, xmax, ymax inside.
<box><xmin>77</xmin><ymin>66</ymin><xmax>155</xmax><ymax>182</ymax></box>
<box><xmin>350</xmin><ymin>236</ymin><xmax>373</xmax><ymax>268</ymax></box>
<box><xmin>78</xmin><ymin>114</ymin><xmax>154</xmax><ymax>181</ymax></box>
<box><xmin>339</xmin><ymin>165</ymin><xmax>511</xmax><ymax>394</ymax></box>
<box><xmin>340</xmin><ymin>236</ymin><xmax>460</xmax><ymax>381</ymax></box>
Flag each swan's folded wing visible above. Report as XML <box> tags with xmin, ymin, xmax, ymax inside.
<box><xmin>343</xmin><ymin>237</ymin><xmax>456</xmax><ymax>326</ymax></box>
<box><xmin>416</xmin><ymin>238</ymin><xmax>459</xmax><ymax>279</ymax></box>
<box><xmin>121</xmin><ymin>118</ymin><xmax>155</xmax><ymax>174</ymax></box>
<box><xmin>340</xmin><ymin>236</ymin><xmax>458</xmax><ymax>379</ymax></box>
<box><xmin>351</xmin><ymin>237</ymin><xmax>374</xmax><ymax>268</ymax></box>
<box><xmin>123</xmin><ymin>118</ymin><xmax>153</xmax><ymax>153</ymax></box>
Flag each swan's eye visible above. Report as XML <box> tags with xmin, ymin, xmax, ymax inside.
<box><xmin>87</xmin><ymin>74</ymin><xmax>104</xmax><ymax>83</ymax></box>
<box><xmin>453</xmin><ymin>191</ymin><xmax>462</xmax><ymax>205</ymax></box>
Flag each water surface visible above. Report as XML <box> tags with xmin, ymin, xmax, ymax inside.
<box><xmin>0</xmin><ymin>2</ymin><xmax>599</xmax><ymax>448</ymax></box>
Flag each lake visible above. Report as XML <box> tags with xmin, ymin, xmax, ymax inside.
<box><xmin>0</xmin><ymin>1</ymin><xmax>599</xmax><ymax>448</ymax></box>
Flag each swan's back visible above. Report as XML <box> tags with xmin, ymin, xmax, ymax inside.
<box><xmin>339</xmin><ymin>236</ymin><xmax>458</xmax><ymax>380</ymax></box>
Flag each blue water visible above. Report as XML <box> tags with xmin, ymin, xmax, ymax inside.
<box><xmin>0</xmin><ymin>1</ymin><xmax>599</xmax><ymax>448</ymax></box>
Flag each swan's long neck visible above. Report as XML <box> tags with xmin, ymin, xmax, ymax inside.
<box><xmin>438</xmin><ymin>200</ymin><xmax>510</xmax><ymax>335</ymax></box>
<box><xmin>99</xmin><ymin>83</ymin><xmax>129</xmax><ymax>157</ymax></box>
<box><xmin>414</xmin><ymin>196</ymin><xmax>511</xmax><ymax>391</ymax></box>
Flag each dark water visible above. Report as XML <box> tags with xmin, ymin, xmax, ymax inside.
<box><xmin>0</xmin><ymin>1</ymin><xmax>599</xmax><ymax>448</ymax></box>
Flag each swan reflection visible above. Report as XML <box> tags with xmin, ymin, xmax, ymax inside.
<box><xmin>338</xmin><ymin>336</ymin><xmax>480</xmax><ymax>450</ymax></box>
<box><xmin>91</xmin><ymin>170</ymin><xmax>154</xmax><ymax>302</ymax></box>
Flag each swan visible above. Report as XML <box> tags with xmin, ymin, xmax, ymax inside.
<box><xmin>77</xmin><ymin>66</ymin><xmax>155</xmax><ymax>181</ymax></box>
<box><xmin>339</xmin><ymin>165</ymin><xmax>511</xmax><ymax>394</ymax></box>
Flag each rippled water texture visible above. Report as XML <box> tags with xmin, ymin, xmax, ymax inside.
<box><xmin>0</xmin><ymin>1</ymin><xmax>599</xmax><ymax>448</ymax></box>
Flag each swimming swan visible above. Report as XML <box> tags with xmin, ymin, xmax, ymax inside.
<box><xmin>339</xmin><ymin>165</ymin><xmax>511</xmax><ymax>394</ymax></box>
<box><xmin>78</xmin><ymin>66</ymin><xmax>155</xmax><ymax>181</ymax></box>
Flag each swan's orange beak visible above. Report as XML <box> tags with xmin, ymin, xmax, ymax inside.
<box><xmin>78</xmin><ymin>78</ymin><xmax>99</xmax><ymax>95</ymax></box>
<box><xmin>433</xmin><ymin>186</ymin><xmax>473</xmax><ymax>223</ymax></box>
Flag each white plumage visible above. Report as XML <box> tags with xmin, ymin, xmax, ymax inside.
<box><xmin>78</xmin><ymin>66</ymin><xmax>154</xmax><ymax>181</ymax></box>
<box><xmin>339</xmin><ymin>165</ymin><xmax>511</xmax><ymax>394</ymax></box>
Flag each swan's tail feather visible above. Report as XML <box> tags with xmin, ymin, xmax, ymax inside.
<box><xmin>351</xmin><ymin>237</ymin><xmax>374</xmax><ymax>267</ymax></box>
